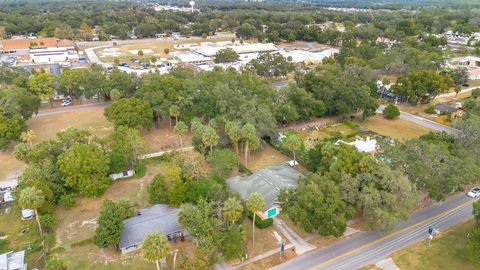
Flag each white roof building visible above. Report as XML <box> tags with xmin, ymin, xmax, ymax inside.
<box><xmin>0</xmin><ymin>251</ymin><xmax>27</xmax><ymax>270</ymax></box>
<box><xmin>278</xmin><ymin>48</ymin><xmax>339</xmax><ymax>64</ymax></box>
<box><xmin>336</xmin><ymin>137</ymin><xmax>378</xmax><ymax>154</ymax></box>
<box><xmin>193</xmin><ymin>43</ymin><xmax>277</xmax><ymax>57</ymax></box>
<box><xmin>172</xmin><ymin>52</ymin><xmax>212</xmax><ymax>64</ymax></box>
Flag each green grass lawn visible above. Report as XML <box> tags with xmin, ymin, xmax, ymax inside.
<box><xmin>391</xmin><ymin>220</ymin><xmax>477</xmax><ymax>270</ymax></box>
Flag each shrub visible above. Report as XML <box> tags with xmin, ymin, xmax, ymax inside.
<box><xmin>0</xmin><ymin>238</ymin><xmax>9</xmax><ymax>253</ymax></box>
<box><xmin>58</xmin><ymin>194</ymin><xmax>77</xmax><ymax>208</ymax></box>
<box><xmin>472</xmin><ymin>88</ymin><xmax>480</xmax><ymax>99</ymax></box>
<box><xmin>424</xmin><ymin>106</ymin><xmax>435</xmax><ymax>114</ymax></box>
<box><xmin>238</xmin><ymin>163</ymin><xmax>251</xmax><ymax>174</ymax></box>
<box><xmin>71</xmin><ymin>238</ymin><xmax>94</xmax><ymax>248</ymax></box>
<box><xmin>134</xmin><ymin>160</ymin><xmax>146</xmax><ymax>178</ymax></box>
<box><xmin>46</xmin><ymin>256</ymin><xmax>67</xmax><ymax>270</ymax></box>
<box><xmin>40</xmin><ymin>214</ymin><xmax>57</xmax><ymax>233</ymax></box>
<box><xmin>246</xmin><ymin>211</ymin><xmax>273</xmax><ymax>229</ymax></box>
<box><xmin>383</xmin><ymin>104</ymin><xmax>400</xmax><ymax>119</ymax></box>
<box><xmin>147</xmin><ymin>175</ymin><xmax>168</xmax><ymax>204</ymax></box>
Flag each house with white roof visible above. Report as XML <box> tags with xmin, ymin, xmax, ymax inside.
<box><xmin>0</xmin><ymin>251</ymin><xmax>27</xmax><ymax>270</ymax></box>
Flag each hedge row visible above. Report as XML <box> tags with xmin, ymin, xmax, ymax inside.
<box><xmin>246</xmin><ymin>211</ymin><xmax>273</xmax><ymax>229</ymax></box>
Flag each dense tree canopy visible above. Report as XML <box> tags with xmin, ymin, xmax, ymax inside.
<box><xmin>105</xmin><ymin>98</ymin><xmax>154</xmax><ymax>130</ymax></box>
<box><xmin>280</xmin><ymin>173</ymin><xmax>348</xmax><ymax>236</ymax></box>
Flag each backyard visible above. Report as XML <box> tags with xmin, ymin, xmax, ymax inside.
<box><xmin>0</xmin><ymin>206</ymin><xmax>43</xmax><ymax>269</ymax></box>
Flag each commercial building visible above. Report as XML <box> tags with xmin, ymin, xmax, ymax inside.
<box><xmin>193</xmin><ymin>43</ymin><xmax>277</xmax><ymax>57</ymax></box>
<box><xmin>0</xmin><ymin>37</ymin><xmax>79</xmax><ymax>65</ymax></box>
<box><xmin>119</xmin><ymin>204</ymin><xmax>185</xmax><ymax>254</ymax></box>
<box><xmin>227</xmin><ymin>164</ymin><xmax>303</xmax><ymax>219</ymax></box>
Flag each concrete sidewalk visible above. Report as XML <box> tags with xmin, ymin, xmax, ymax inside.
<box><xmin>273</xmin><ymin>218</ymin><xmax>316</xmax><ymax>255</ymax></box>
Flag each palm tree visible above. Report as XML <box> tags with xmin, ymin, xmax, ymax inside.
<box><xmin>222</xmin><ymin>197</ymin><xmax>243</xmax><ymax>224</ymax></box>
<box><xmin>173</xmin><ymin>121</ymin><xmax>188</xmax><ymax>148</ymax></box>
<box><xmin>241</xmin><ymin>123</ymin><xmax>260</xmax><ymax>168</ymax></box>
<box><xmin>19</xmin><ymin>186</ymin><xmax>46</xmax><ymax>265</ymax></box>
<box><xmin>142</xmin><ymin>232</ymin><xmax>170</xmax><ymax>270</ymax></box>
<box><xmin>19</xmin><ymin>187</ymin><xmax>45</xmax><ymax>239</ymax></box>
<box><xmin>283</xmin><ymin>133</ymin><xmax>302</xmax><ymax>164</ymax></box>
<box><xmin>201</xmin><ymin>125</ymin><xmax>219</xmax><ymax>152</ymax></box>
<box><xmin>246</xmin><ymin>192</ymin><xmax>265</xmax><ymax>251</ymax></box>
<box><xmin>20</xmin><ymin>129</ymin><xmax>36</xmax><ymax>146</ymax></box>
<box><xmin>225</xmin><ymin>121</ymin><xmax>242</xmax><ymax>157</ymax></box>
<box><xmin>169</xmin><ymin>105</ymin><xmax>181</xmax><ymax>129</ymax></box>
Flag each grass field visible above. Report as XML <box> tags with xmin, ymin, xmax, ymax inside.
<box><xmin>361</xmin><ymin>115</ymin><xmax>431</xmax><ymax>141</ymax></box>
<box><xmin>391</xmin><ymin>220</ymin><xmax>477</xmax><ymax>270</ymax></box>
<box><xmin>27</xmin><ymin>106</ymin><xmax>113</xmax><ymax>142</ymax></box>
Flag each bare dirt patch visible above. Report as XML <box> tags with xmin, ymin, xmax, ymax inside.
<box><xmin>141</xmin><ymin>118</ymin><xmax>193</xmax><ymax>152</ymax></box>
<box><xmin>240</xmin><ymin>144</ymin><xmax>291</xmax><ymax>172</ymax></box>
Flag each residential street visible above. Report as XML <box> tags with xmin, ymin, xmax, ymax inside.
<box><xmin>272</xmin><ymin>193</ymin><xmax>476</xmax><ymax>270</ymax></box>
<box><xmin>398</xmin><ymin>111</ymin><xmax>459</xmax><ymax>134</ymax></box>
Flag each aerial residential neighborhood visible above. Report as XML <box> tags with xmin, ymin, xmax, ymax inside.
<box><xmin>0</xmin><ymin>0</ymin><xmax>480</xmax><ymax>270</ymax></box>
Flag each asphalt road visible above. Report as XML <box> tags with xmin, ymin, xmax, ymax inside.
<box><xmin>398</xmin><ymin>111</ymin><xmax>459</xmax><ymax>134</ymax></box>
<box><xmin>36</xmin><ymin>102</ymin><xmax>109</xmax><ymax>117</ymax></box>
<box><xmin>272</xmin><ymin>193</ymin><xmax>476</xmax><ymax>270</ymax></box>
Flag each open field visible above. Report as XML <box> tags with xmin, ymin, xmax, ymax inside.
<box><xmin>391</xmin><ymin>220</ymin><xmax>477</xmax><ymax>270</ymax></box>
<box><xmin>27</xmin><ymin>106</ymin><xmax>113</xmax><ymax>142</ymax></box>
<box><xmin>94</xmin><ymin>36</ymin><xmax>235</xmax><ymax>62</ymax></box>
<box><xmin>360</xmin><ymin>115</ymin><xmax>431</xmax><ymax>141</ymax></box>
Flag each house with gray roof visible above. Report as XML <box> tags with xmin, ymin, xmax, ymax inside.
<box><xmin>227</xmin><ymin>164</ymin><xmax>303</xmax><ymax>219</ymax></box>
<box><xmin>0</xmin><ymin>250</ymin><xmax>27</xmax><ymax>270</ymax></box>
<box><xmin>119</xmin><ymin>204</ymin><xmax>185</xmax><ymax>254</ymax></box>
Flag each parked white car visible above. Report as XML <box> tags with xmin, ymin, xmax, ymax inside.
<box><xmin>60</xmin><ymin>98</ymin><xmax>72</xmax><ymax>107</ymax></box>
<box><xmin>3</xmin><ymin>191</ymin><xmax>14</xmax><ymax>203</ymax></box>
<box><xmin>467</xmin><ymin>188</ymin><xmax>480</xmax><ymax>198</ymax></box>
<box><xmin>21</xmin><ymin>209</ymin><xmax>35</xmax><ymax>220</ymax></box>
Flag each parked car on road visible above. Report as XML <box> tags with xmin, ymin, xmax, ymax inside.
<box><xmin>61</xmin><ymin>97</ymin><xmax>72</xmax><ymax>107</ymax></box>
<box><xmin>467</xmin><ymin>188</ymin><xmax>480</xmax><ymax>198</ymax></box>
